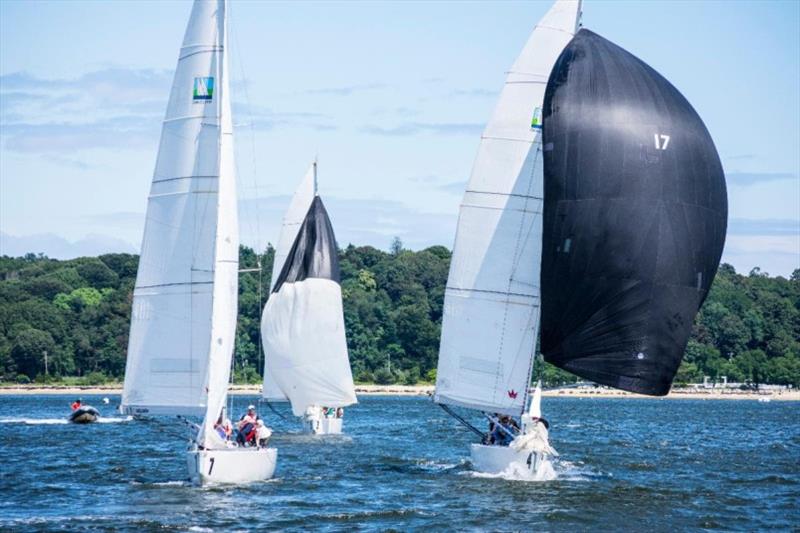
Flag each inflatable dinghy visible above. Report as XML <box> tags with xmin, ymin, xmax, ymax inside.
<box><xmin>69</xmin><ymin>406</ymin><xmax>100</xmax><ymax>424</ymax></box>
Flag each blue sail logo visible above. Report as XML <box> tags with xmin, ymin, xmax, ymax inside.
<box><xmin>193</xmin><ymin>77</ymin><xmax>214</xmax><ymax>101</ymax></box>
<box><xmin>530</xmin><ymin>106</ymin><xmax>542</xmax><ymax>129</ymax></box>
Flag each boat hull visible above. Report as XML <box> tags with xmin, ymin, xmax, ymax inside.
<box><xmin>187</xmin><ymin>448</ymin><xmax>277</xmax><ymax>485</ymax></box>
<box><xmin>306</xmin><ymin>417</ymin><xmax>343</xmax><ymax>435</ymax></box>
<box><xmin>470</xmin><ymin>443</ymin><xmax>550</xmax><ymax>477</ymax></box>
<box><xmin>69</xmin><ymin>406</ymin><xmax>100</xmax><ymax>424</ymax></box>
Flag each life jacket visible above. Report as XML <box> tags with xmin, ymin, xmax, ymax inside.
<box><xmin>71</xmin><ymin>402</ymin><xmax>81</xmax><ymax>411</ymax></box>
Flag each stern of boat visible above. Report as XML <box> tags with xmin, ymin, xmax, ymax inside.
<box><xmin>469</xmin><ymin>443</ymin><xmax>553</xmax><ymax>479</ymax></box>
<box><xmin>187</xmin><ymin>447</ymin><xmax>277</xmax><ymax>485</ymax></box>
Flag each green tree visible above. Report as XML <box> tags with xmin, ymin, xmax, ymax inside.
<box><xmin>10</xmin><ymin>328</ymin><xmax>55</xmax><ymax>378</ymax></box>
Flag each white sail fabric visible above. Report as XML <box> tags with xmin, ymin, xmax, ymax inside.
<box><xmin>270</xmin><ymin>163</ymin><xmax>316</xmax><ymax>291</ymax></box>
<box><xmin>434</xmin><ymin>0</ymin><xmax>582</xmax><ymax>416</ymax></box>
<box><xmin>261</xmin><ymin>279</ymin><xmax>357</xmax><ymax>417</ymax></box>
<box><xmin>262</xmin><ymin>368</ymin><xmax>288</xmax><ymax>402</ymax></box>
<box><xmin>261</xmin><ymin>163</ymin><xmax>315</xmax><ymax>401</ymax></box>
<box><xmin>122</xmin><ymin>0</ymin><xmax>238</xmax><ymax>431</ymax></box>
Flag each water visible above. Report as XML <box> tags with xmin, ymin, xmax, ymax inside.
<box><xmin>0</xmin><ymin>395</ymin><xmax>797</xmax><ymax>531</ymax></box>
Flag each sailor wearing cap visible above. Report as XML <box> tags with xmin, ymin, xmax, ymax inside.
<box><xmin>235</xmin><ymin>404</ymin><xmax>260</xmax><ymax>446</ymax></box>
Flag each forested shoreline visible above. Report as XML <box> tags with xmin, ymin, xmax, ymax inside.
<box><xmin>0</xmin><ymin>242</ymin><xmax>798</xmax><ymax>387</ymax></box>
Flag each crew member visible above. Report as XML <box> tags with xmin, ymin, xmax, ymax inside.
<box><xmin>236</xmin><ymin>405</ymin><xmax>259</xmax><ymax>446</ymax></box>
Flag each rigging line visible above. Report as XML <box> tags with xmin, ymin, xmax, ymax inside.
<box><xmin>229</xmin><ymin>2</ymin><xmax>266</xmax><ymax>378</ymax></box>
<box><xmin>495</xmin><ymin>140</ymin><xmax>541</xmax><ymax>411</ymax></box>
<box><xmin>231</xmin><ymin>2</ymin><xmax>264</xmax><ymax>254</ymax></box>
<box><xmin>517</xmin><ymin>143</ymin><xmax>543</xmax><ymax>410</ymax></box>
<box><xmin>231</xmin><ymin>6</ymin><xmax>267</xmax><ymax>378</ymax></box>
<box><xmin>437</xmin><ymin>403</ymin><xmax>485</xmax><ymax>439</ymax></box>
<box><xmin>509</xmin><ymin>143</ymin><xmax>541</xmax><ymax>282</ymax></box>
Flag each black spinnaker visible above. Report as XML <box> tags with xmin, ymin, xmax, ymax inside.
<box><xmin>272</xmin><ymin>195</ymin><xmax>340</xmax><ymax>294</ymax></box>
<box><xmin>540</xmin><ymin>29</ymin><xmax>728</xmax><ymax>396</ymax></box>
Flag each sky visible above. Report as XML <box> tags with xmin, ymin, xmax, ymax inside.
<box><xmin>1</xmin><ymin>0</ymin><xmax>798</xmax><ymax>277</ymax></box>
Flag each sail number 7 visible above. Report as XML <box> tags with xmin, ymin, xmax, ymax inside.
<box><xmin>208</xmin><ymin>457</ymin><xmax>215</xmax><ymax>476</ymax></box>
<box><xmin>654</xmin><ymin>133</ymin><xmax>670</xmax><ymax>150</ymax></box>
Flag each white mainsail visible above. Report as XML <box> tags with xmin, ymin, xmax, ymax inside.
<box><xmin>434</xmin><ymin>0</ymin><xmax>582</xmax><ymax>416</ymax></box>
<box><xmin>261</xmin><ymin>163</ymin><xmax>316</xmax><ymax>402</ymax></box>
<box><xmin>261</xmin><ymin>168</ymin><xmax>356</xmax><ymax>417</ymax></box>
<box><xmin>122</xmin><ymin>0</ymin><xmax>238</xmax><ymax>448</ymax></box>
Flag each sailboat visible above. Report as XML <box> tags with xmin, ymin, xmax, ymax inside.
<box><xmin>260</xmin><ymin>162</ymin><xmax>357</xmax><ymax>435</ymax></box>
<box><xmin>434</xmin><ymin>0</ymin><xmax>726</xmax><ymax>477</ymax></box>
<box><xmin>120</xmin><ymin>0</ymin><xmax>277</xmax><ymax>484</ymax></box>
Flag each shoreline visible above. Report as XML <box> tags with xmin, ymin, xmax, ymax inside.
<box><xmin>0</xmin><ymin>384</ymin><xmax>796</xmax><ymax>401</ymax></box>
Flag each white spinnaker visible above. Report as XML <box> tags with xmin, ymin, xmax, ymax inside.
<box><xmin>261</xmin><ymin>163</ymin><xmax>315</xmax><ymax>401</ymax></box>
<box><xmin>434</xmin><ymin>0</ymin><xmax>581</xmax><ymax>416</ymax></box>
<box><xmin>122</xmin><ymin>0</ymin><xmax>237</xmax><ymax>425</ymax></box>
<box><xmin>262</xmin><ymin>369</ymin><xmax>287</xmax><ymax>402</ymax></box>
<box><xmin>261</xmin><ymin>278</ymin><xmax>357</xmax><ymax>417</ymax></box>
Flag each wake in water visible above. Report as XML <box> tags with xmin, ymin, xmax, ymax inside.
<box><xmin>0</xmin><ymin>416</ymin><xmax>133</xmax><ymax>425</ymax></box>
<box><xmin>272</xmin><ymin>432</ymin><xmax>354</xmax><ymax>445</ymax></box>
<box><xmin>467</xmin><ymin>458</ymin><xmax>557</xmax><ymax>482</ymax></box>
<box><xmin>464</xmin><ymin>458</ymin><xmax>601</xmax><ymax>483</ymax></box>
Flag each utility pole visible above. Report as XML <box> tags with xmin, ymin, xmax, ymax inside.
<box><xmin>43</xmin><ymin>350</ymin><xmax>48</xmax><ymax>377</ymax></box>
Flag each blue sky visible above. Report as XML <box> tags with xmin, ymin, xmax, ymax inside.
<box><xmin>1</xmin><ymin>0</ymin><xmax>798</xmax><ymax>276</ymax></box>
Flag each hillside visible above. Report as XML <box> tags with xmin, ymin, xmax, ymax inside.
<box><xmin>0</xmin><ymin>243</ymin><xmax>798</xmax><ymax>387</ymax></box>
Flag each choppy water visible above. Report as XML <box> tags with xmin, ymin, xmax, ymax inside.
<box><xmin>0</xmin><ymin>395</ymin><xmax>797</xmax><ymax>531</ymax></box>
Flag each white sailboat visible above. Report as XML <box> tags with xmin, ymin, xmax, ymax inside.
<box><xmin>433</xmin><ymin>0</ymin><xmax>582</xmax><ymax>477</ymax></box>
<box><xmin>121</xmin><ymin>0</ymin><xmax>276</xmax><ymax>484</ymax></box>
<box><xmin>260</xmin><ymin>162</ymin><xmax>357</xmax><ymax>435</ymax></box>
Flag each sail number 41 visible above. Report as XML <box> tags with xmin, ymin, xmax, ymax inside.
<box><xmin>654</xmin><ymin>134</ymin><xmax>670</xmax><ymax>150</ymax></box>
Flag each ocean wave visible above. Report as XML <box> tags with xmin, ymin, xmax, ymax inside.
<box><xmin>0</xmin><ymin>416</ymin><xmax>133</xmax><ymax>425</ymax></box>
<box><xmin>0</xmin><ymin>417</ymin><xmax>68</xmax><ymax>425</ymax></box>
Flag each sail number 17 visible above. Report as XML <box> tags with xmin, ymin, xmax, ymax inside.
<box><xmin>654</xmin><ymin>133</ymin><xmax>670</xmax><ymax>150</ymax></box>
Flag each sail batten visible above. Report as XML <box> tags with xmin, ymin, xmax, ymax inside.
<box><xmin>434</xmin><ymin>0</ymin><xmax>582</xmax><ymax>415</ymax></box>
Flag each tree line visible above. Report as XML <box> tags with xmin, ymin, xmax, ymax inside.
<box><xmin>0</xmin><ymin>243</ymin><xmax>798</xmax><ymax>387</ymax></box>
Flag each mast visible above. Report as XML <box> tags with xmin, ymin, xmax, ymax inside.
<box><xmin>197</xmin><ymin>0</ymin><xmax>239</xmax><ymax>449</ymax></box>
<box><xmin>433</xmin><ymin>0</ymin><xmax>582</xmax><ymax>417</ymax></box>
<box><xmin>313</xmin><ymin>158</ymin><xmax>318</xmax><ymax>196</ymax></box>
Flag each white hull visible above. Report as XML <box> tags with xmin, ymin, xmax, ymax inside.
<box><xmin>306</xmin><ymin>416</ymin><xmax>343</xmax><ymax>435</ymax></box>
<box><xmin>470</xmin><ymin>443</ymin><xmax>552</xmax><ymax>478</ymax></box>
<box><xmin>187</xmin><ymin>447</ymin><xmax>277</xmax><ymax>485</ymax></box>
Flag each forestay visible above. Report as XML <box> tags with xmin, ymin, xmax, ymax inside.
<box><xmin>434</xmin><ymin>0</ymin><xmax>582</xmax><ymax>416</ymax></box>
<box><xmin>261</xmin><ymin>196</ymin><xmax>356</xmax><ymax>417</ymax></box>
<box><xmin>261</xmin><ymin>163</ymin><xmax>316</xmax><ymax>401</ymax></box>
<box><xmin>540</xmin><ymin>29</ymin><xmax>727</xmax><ymax>396</ymax></box>
<box><xmin>122</xmin><ymin>0</ymin><xmax>239</xmax><ymax>433</ymax></box>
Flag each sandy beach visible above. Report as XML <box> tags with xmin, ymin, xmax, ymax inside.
<box><xmin>0</xmin><ymin>383</ymin><xmax>797</xmax><ymax>401</ymax></box>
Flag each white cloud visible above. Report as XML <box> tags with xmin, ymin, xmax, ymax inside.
<box><xmin>361</xmin><ymin>122</ymin><xmax>483</xmax><ymax>136</ymax></box>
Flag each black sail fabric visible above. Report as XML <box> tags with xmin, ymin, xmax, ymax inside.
<box><xmin>540</xmin><ymin>29</ymin><xmax>727</xmax><ymax>396</ymax></box>
<box><xmin>272</xmin><ymin>196</ymin><xmax>341</xmax><ymax>293</ymax></box>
